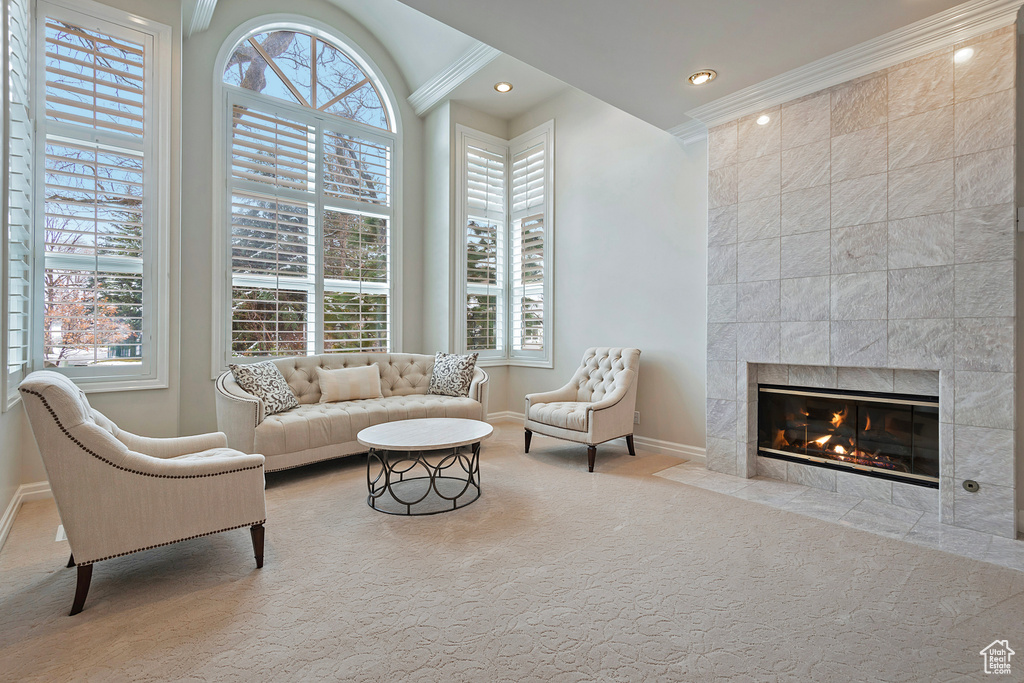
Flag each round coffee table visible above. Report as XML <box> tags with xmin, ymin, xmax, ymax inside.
<box><xmin>357</xmin><ymin>418</ymin><xmax>494</xmax><ymax>515</ymax></box>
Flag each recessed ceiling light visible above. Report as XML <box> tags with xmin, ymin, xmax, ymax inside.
<box><xmin>756</xmin><ymin>114</ymin><xmax>771</xmax><ymax>126</ymax></box>
<box><xmin>688</xmin><ymin>70</ymin><xmax>717</xmax><ymax>86</ymax></box>
<box><xmin>494</xmin><ymin>82</ymin><xmax>513</xmax><ymax>93</ymax></box>
<box><xmin>954</xmin><ymin>47</ymin><xmax>974</xmax><ymax>64</ymax></box>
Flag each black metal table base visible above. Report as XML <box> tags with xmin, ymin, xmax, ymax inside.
<box><xmin>367</xmin><ymin>442</ymin><xmax>481</xmax><ymax>515</ymax></box>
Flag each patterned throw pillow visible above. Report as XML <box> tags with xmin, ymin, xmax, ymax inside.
<box><xmin>427</xmin><ymin>352</ymin><xmax>479</xmax><ymax>398</ymax></box>
<box><xmin>230</xmin><ymin>361</ymin><xmax>299</xmax><ymax>416</ymax></box>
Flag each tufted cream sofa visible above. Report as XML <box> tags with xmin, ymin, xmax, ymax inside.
<box><xmin>215</xmin><ymin>353</ymin><xmax>489</xmax><ymax>472</ymax></box>
<box><xmin>524</xmin><ymin>347</ymin><xmax>641</xmax><ymax>472</ymax></box>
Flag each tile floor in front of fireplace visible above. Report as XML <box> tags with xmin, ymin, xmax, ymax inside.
<box><xmin>655</xmin><ymin>461</ymin><xmax>1024</xmax><ymax>571</ymax></box>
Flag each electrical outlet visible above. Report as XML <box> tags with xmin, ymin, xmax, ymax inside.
<box><xmin>634</xmin><ymin>411</ymin><xmax>640</xmax><ymax>425</ymax></box>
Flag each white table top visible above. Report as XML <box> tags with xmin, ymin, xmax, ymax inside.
<box><xmin>356</xmin><ymin>418</ymin><xmax>494</xmax><ymax>451</ymax></box>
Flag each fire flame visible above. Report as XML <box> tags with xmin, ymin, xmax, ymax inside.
<box><xmin>813</xmin><ymin>435</ymin><xmax>830</xmax><ymax>446</ymax></box>
<box><xmin>831</xmin><ymin>408</ymin><xmax>847</xmax><ymax>428</ymax></box>
<box><xmin>834</xmin><ymin>445</ymin><xmax>847</xmax><ymax>455</ymax></box>
<box><xmin>864</xmin><ymin>413</ymin><xmax>871</xmax><ymax>431</ymax></box>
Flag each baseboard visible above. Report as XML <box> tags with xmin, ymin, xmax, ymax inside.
<box><xmin>488</xmin><ymin>411</ymin><xmax>706</xmax><ymax>462</ymax></box>
<box><xmin>0</xmin><ymin>481</ymin><xmax>52</xmax><ymax>553</ymax></box>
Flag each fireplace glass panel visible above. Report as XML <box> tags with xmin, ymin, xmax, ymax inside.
<box><xmin>757</xmin><ymin>385</ymin><xmax>939</xmax><ymax>485</ymax></box>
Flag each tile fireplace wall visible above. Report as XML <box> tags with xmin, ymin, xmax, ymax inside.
<box><xmin>705</xmin><ymin>27</ymin><xmax>1018</xmax><ymax>538</ymax></box>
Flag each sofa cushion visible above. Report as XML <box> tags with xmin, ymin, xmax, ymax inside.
<box><xmin>428</xmin><ymin>352</ymin><xmax>478</xmax><ymax>397</ymax></box>
<box><xmin>527</xmin><ymin>401</ymin><xmax>589</xmax><ymax>432</ymax></box>
<box><xmin>254</xmin><ymin>394</ymin><xmax>483</xmax><ymax>456</ymax></box>
<box><xmin>230</xmin><ymin>361</ymin><xmax>298</xmax><ymax>415</ymax></box>
<box><xmin>317</xmin><ymin>365</ymin><xmax>382</xmax><ymax>403</ymax></box>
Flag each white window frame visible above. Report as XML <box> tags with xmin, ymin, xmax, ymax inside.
<box><xmin>32</xmin><ymin>0</ymin><xmax>171</xmax><ymax>392</ymax></box>
<box><xmin>455</xmin><ymin>121</ymin><xmax>554</xmax><ymax>368</ymax></box>
<box><xmin>210</xmin><ymin>16</ymin><xmax>403</xmax><ymax>377</ymax></box>
<box><xmin>2</xmin><ymin>0</ymin><xmax>33</xmax><ymax>409</ymax></box>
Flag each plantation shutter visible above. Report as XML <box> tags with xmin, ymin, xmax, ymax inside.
<box><xmin>464</xmin><ymin>141</ymin><xmax>506</xmax><ymax>354</ymax></box>
<box><xmin>510</xmin><ymin>136</ymin><xmax>548</xmax><ymax>356</ymax></box>
<box><xmin>40</xmin><ymin>14</ymin><xmax>151</xmax><ymax>372</ymax></box>
<box><xmin>4</xmin><ymin>0</ymin><xmax>32</xmax><ymax>403</ymax></box>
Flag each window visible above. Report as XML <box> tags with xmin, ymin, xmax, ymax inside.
<box><xmin>2</xmin><ymin>0</ymin><xmax>33</xmax><ymax>407</ymax></box>
<box><xmin>34</xmin><ymin>0</ymin><xmax>170</xmax><ymax>389</ymax></box>
<box><xmin>217</xmin><ymin>27</ymin><xmax>398</xmax><ymax>365</ymax></box>
<box><xmin>457</xmin><ymin>122</ymin><xmax>553</xmax><ymax>366</ymax></box>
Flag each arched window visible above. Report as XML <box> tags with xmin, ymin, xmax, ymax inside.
<box><xmin>218</xmin><ymin>26</ymin><xmax>397</xmax><ymax>362</ymax></box>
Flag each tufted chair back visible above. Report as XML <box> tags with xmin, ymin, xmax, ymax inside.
<box><xmin>569</xmin><ymin>347</ymin><xmax>641</xmax><ymax>403</ymax></box>
<box><xmin>271</xmin><ymin>353</ymin><xmax>435</xmax><ymax>405</ymax></box>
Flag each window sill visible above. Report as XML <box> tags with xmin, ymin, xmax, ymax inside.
<box><xmin>75</xmin><ymin>377</ymin><xmax>169</xmax><ymax>394</ymax></box>
<box><xmin>477</xmin><ymin>358</ymin><xmax>553</xmax><ymax>370</ymax></box>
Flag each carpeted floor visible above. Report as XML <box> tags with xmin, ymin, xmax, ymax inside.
<box><xmin>1</xmin><ymin>422</ymin><xmax>1023</xmax><ymax>681</ymax></box>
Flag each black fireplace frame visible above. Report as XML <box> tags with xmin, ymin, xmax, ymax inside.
<box><xmin>757</xmin><ymin>383</ymin><xmax>940</xmax><ymax>489</ymax></box>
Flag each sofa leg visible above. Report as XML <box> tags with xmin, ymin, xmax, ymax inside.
<box><xmin>70</xmin><ymin>564</ymin><xmax>92</xmax><ymax>616</ymax></box>
<box><xmin>250</xmin><ymin>524</ymin><xmax>265</xmax><ymax>569</ymax></box>
<box><xmin>626</xmin><ymin>434</ymin><xmax>636</xmax><ymax>456</ymax></box>
<box><xmin>66</xmin><ymin>553</ymin><xmax>75</xmax><ymax>569</ymax></box>
<box><xmin>587</xmin><ymin>445</ymin><xmax>596</xmax><ymax>472</ymax></box>
<box><xmin>525</xmin><ymin>429</ymin><xmax>532</xmax><ymax>453</ymax></box>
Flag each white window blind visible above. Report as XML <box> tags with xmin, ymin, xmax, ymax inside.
<box><xmin>510</xmin><ymin>140</ymin><xmax>547</xmax><ymax>355</ymax></box>
<box><xmin>35</xmin><ymin>1</ymin><xmax>170</xmax><ymax>388</ymax></box>
<box><xmin>4</xmin><ymin>0</ymin><xmax>33</xmax><ymax>406</ymax></box>
<box><xmin>226</xmin><ymin>92</ymin><xmax>393</xmax><ymax>359</ymax></box>
<box><xmin>464</xmin><ymin>141</ymin><xmax>505</xmax><ymax>355</ymax></box>
<box><xmin>457</xmin><ymin>121</ymin><xmax>553</xmax><ymax>365</ymax></box>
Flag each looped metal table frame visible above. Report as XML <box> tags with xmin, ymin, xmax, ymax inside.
<box><xmin>366</xmin><ymin>442</ymin><xmax>482</xmax><ymax>515</ymax></box>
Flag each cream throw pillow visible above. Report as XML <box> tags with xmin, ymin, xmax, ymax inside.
<box><xmin>317</xmin><ymin>365</ymin><xmax>383</xmax><ymax>403</ymax></box>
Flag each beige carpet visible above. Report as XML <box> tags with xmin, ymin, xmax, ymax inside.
<box><xmin>2</xmin><ymin>423</ymin><xmax>1023</xmax><ymax>682</ymax></box>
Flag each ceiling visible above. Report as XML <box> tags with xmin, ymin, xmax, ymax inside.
<box><xmin>395</xmin><ymin>0</ymin><xmax>971</xmax><ymax>130</ymax></box>
<box><xmin>446</xmin><ymin>54</ymin><xmax>570</xmax><ymax>120</ymax></box>
<box><xmin>323</xmin><ymin>0</ymin><xmax>477</xmax><ymax>92</ymax></box>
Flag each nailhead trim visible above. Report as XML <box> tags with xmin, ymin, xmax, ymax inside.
<box><xmin>74</xmin><ymin>520</ymin><xmax>267</xmax><ymax>566</ymax></box>
<box><xmin>20</xmin><ymin>388</ymin><xmax>264</xmax><ymax>480</ymax></box>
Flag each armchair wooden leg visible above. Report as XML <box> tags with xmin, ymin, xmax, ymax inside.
<box><xmin>587</xmin><ymin>445</ymin><xmax>596</xmax><ymax>473</ymax></box>
<box><xmin>626</xmin><ymin>434</ymin><xmax>636</xmax><ymax>456</ymax></box>
<box><xmin>250</xmin><ymin>524</ymin><xmax>265</xmax><ymax>569</ymax></box>
<box><xmin>66</xmin><ymin>553</ymin><xmax>75</xmax><ymax>569</ymax></box>
<box><xmin>69</xmin><ymin>564</ymin><xmax>92</xmax><ymax>616</ymax></box>
<box><xmin>525</xmin><ymin>429</ymin><xmax>533</xmax><ymax>453</ymax></box>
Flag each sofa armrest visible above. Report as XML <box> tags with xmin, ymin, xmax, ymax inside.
<box><xmin>215</xmin><ymin>372</ymin><xmax>261</xmax><ymax>454</ymax></box>
<box><xmin>525</xmin><ymin>383</ymin><xmax>578</xmax><ymax>413</ymax></box>
<box><xmin>469</xmin><ymin>367</ymin><xmax>489</xmax><ymax>419</ymax></box>
<box><xmin>115</xmin><ymin>430</ymin><xmax>229</xmax><ymax>459</ymax></box>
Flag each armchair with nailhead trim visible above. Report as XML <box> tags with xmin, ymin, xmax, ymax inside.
<box><xmin>19</xmin><ymin>371</ymin><xmax>267</xmax><ymax>616</ymax></box>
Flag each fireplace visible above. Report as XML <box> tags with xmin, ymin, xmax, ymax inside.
<box><xmin>757</xmin><ymin>384</ymin><xmax>939</xmax><ymax>488</ymax></box>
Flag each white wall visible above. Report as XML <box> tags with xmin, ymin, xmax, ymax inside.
<box><xmin>177</xmin><ymin>0</ymin><xmax>425</xmax><ymax>435</ymax></box>
<box><xmin>504</xmin><ymin>89</ymin><xmax>709</xmax><ymax>450</ymax></box>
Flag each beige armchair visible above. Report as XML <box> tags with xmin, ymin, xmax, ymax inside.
<box><xmin>19</xmin><ymin>371</ymin><xmax>267</xmax><ymax>615</ymax></box>
<box><xmin>524</xmin><ymin>347</ymin><xmax>641</xmax><ymax>472</ymax></box>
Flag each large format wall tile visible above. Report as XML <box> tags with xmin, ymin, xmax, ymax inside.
<box><xmin>737</xmin><ymin>238</ymin><xmax>781</xmax><ymax>282</ymax></box>
<box><xmin>888</xmin><ymin>159</ymin><xmax>954</xmax><ymax>220</ymax></box>
<box><xmin>781</xmin><ymin>140</ymin><xmax>830</xmax><ymax>192</ymax></box>
<box><xmin>781</xmin><ymin>92</ymin><xmax>830</xmax><ymax>150</ymax></box>
<box><xmin>781</xmin><ymin>231</ymin><xmax>830</xmax><ymax>279</ymax></box>
<box><xmin>887</xmin><ymin>52</ymin><xmax>953</xmax><ymax>120</ymax></box>
<box><xmin>781</xmin><ymin>186</ymin><xmax>830</xmax><ymax>235</ymax></box>
<box><xmin>708</xmin><ymin>284</ymin><xmax>737</xmax><ymax>323</ymax></box>
<box><xmin>788</xmin><ymin>364</ymin><xmax>838</xmax><ymax>388</ymax></box>
<box><xmin>737</xmin><ymin>322</ymin><xmax>781</xmax><ymax>363</ymax></box>
<box><xmin>954</xmin><ymin>89</ymin><xmax>1014</xmax><ymax>156</ymax></box>
<box><xmin>737</xmin><ymin>108</ymin><xmax>781</xmax><ymax>161</ymax></box>
<box><xmin>954</xmin><ymin>146</ymin><xmax>1014</xmax><ymax>210</ymax></box>
<box><xmin>888</xmin><ymin>318</ymin><xmax>954</xmax><ymax>370</ymax></box>
<box><xmin>780</xmin><ymin>276</ymin><xmax>829</xmax><ymax>321</ymax></box>
<box><xmin>737</xmin><ymin>154</ymin><xmax>781</xmax><ymax>202</ymax></box>
<box><xmin>707</xmin><ymin>360</ymin><xmax>738</xmax><ymax>400</ymax></box>
<box><xmin>893</xmin><ymin>369</ymin><xmax>939</xmax><ymax>395</ymax></box>
<box><xmin>955</xmin><ymin>317</ymin><xmax>1014</xmax><ymax>373</ymax></box>
<box><xmin>887</xmin><ymin>266</ymin><xmax>954</xmax><ymax>319</ymax></box>
<box><xmin>954</xmin><ymin>203</ymin><xmax>1014</xmax><ymax>264</ymax></box>
<box><xmin>887</xmin><ymin>106</ymin><xmax>953</xmax><ymax>171</ymax></box>
<box><xmin>954</xmin><ymin>425</ymin><xmax>1013</xmax><ymax>486</ymax></box>
<box><xmin>830</xmin><ymin>320</ymin><xmax>887</xmax><ymax>367</ymax></box>
<box><xmin>887</xmin><ymin>213</ymin><xmax>954</xmax><ymax>269</ymax></box>
<box><xmin>831</xmin><ymin>124</ymin><xmax>887</xmax><ymax>182</ymax></box>
<box><xmin>779</xmin><ymin>322</ymin><xmax>830</xmax><ymax>365</ymax></box>
<box><xmin>708</xmin><ymin>205</ymin><xmax>738</xmax><ymax>246</ymax></box>
<box><xmin>737</xmin><ymin>281</ymin><xmax>780</xmax><ymax>322</ymax></box>
<box><xmin>831</xmin><ymin>174</ymin><xmax>887</xmax><ymax>228</ymax></box>
<box><xmin>954</xmin><ymin>480</ymin><xmax>1015</xmax><ymax>538</ymax></box>
<box><xmin>954</xmin><ymin>371</ymin><xmax>1014</xmax><ymax>430</ymax></box>
<box><xmin>831</xmin><ymin>272</ymin><xmax>887</xmax><ymax>320</ymax></box>
<box><xmin>709</xmin><ymin>166</ymin><xmax>738</xmax><ymax>209</ymax></box>
<box><xmin>831</xmin><ymin>76</ymin><xmax>887</xmax><ymax>136</ymax></box>
<box><xmin>737</xmin><ymin>196</ymin><xmax>781</xmax><ymax>241</ymax></box>
<box><xmin>832</xmin><ymin>223</ymin><xmax>887</xmax><ymax>274</ymax></box>
<box><xmin>953</xmin><ymin>31</ymin><xmax>1014</xmax><ymax>103</ymax></box>
<box><xmin>954</xmin><ymin>260</ymin><xmax>1014</xmax><ymax>317</ymax></box>
<box><xmin>708</xmin><ymin>244</ymin><xmax>737</xmax><ymax>285</ymax></box>
<box><xmin>708</xmin><ymin>122</ymin><xmax>738</xmax><ymax>170</ymax></box>
<box><xmin>707</xmin><ymin>323</ymin><xmax>737</xmax><ymax>361</ymax></box>
<box><xmin>837</xmin><ymin>367</ymin><xmax>894</xmax><ymax>392</ymax></box>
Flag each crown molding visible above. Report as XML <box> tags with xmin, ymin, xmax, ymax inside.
<box><xmin>184</xmin><ymin>0</ymin><xmax>218</xmax><ymax>39</ymax></box>
<box><xmin>668</xmin><ymin>120</ymin><xmax>707</xmax><ymax>145</ymax></box>
<box><xmin>408</xmin><ymin>43</ymin><xmax>502</xmax><ymax>117</ymax></box>
<box><xmin>678</xmin><ymin>0</ymin><xmax>1024</xmax><ymax>129</ymax></box>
